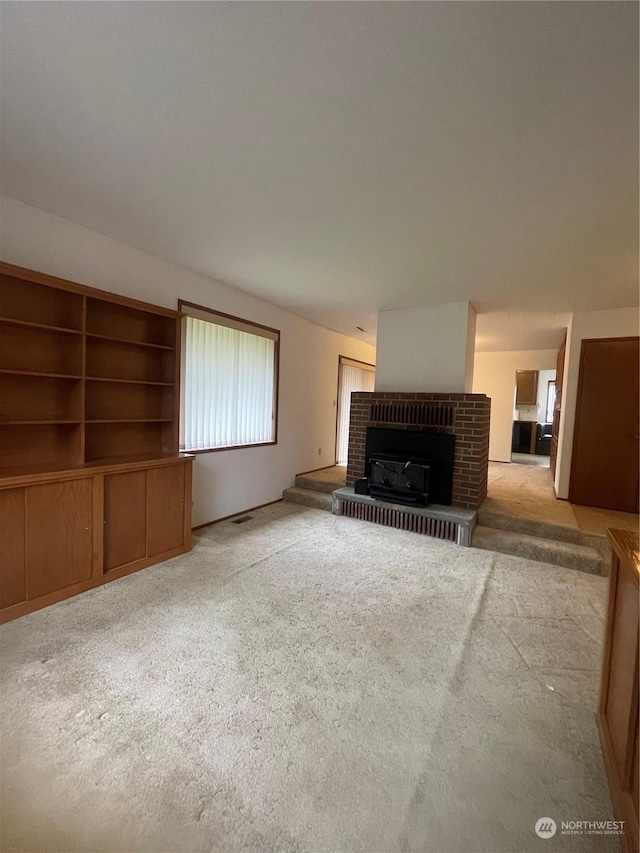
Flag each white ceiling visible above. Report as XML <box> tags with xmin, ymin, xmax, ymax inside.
<box><xmin>1</xmin><ymin>2</ymin><xmax>637</xmax><ymax>351</ymax></box>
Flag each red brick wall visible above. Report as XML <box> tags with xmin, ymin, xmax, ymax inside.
<box><xmin>346</xmin><ymin>392</ymin><xmax>491</xmax><ymax>509</ymax></box>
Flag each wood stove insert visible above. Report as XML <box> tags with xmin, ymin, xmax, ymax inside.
<box><xmin>365</xmin><ymin>427</ymin><xmax>455</xmax><ymax>506</ymax></box>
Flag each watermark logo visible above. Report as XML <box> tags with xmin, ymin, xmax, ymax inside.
<box><xmin>535</xmin><ymin>818</ymin><xmax>557</xmax><ymax>839</ymax></box>
<box><xmin>535</xmin><ymin>816</ymin><xmax>625</xmax><ymax>839</ymax></box>
<box><xmin>561</xmin><ymin>820</ymin><xmax>624</xmax><ymax>836</ymax></box>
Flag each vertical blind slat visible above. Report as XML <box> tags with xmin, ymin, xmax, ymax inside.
<box><xmin>336</xmin><ymin>364</ymin><xmax>375</xmax><ymax>466</ymax></box>
<box><xmin>182</xmin><ymin>316</ymin><xmax>275</xmax><ymax>450</ymax></box>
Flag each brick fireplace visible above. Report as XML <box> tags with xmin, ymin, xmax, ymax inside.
<box><xmin>346</xmin><ymin>392</ymin><xmax>491</xmax><ymax>510</ymax></box>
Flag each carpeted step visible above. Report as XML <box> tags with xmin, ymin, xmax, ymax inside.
<box><xmin>295</xmin><ymin>474</ymin><xmax>346</xmax><ymax>493</ymax></box>
<box><xmin>477</xmin><ymin>509</ymin><xmax>611</xmax><ymax>572</ymax></box>
<box><xmin>283</xmin><ymin>487</ymin><xmax>333</xmax><ymax>511</ymax></box>
<box><xmin>472</xmin><ymin>525</ymin><xmax>604</xmax><ymax>575</ymax></box>
<box><xmin>477</xmin><ymin>509</ymin><xmax>585</xmax><ymax>544</ymax></box>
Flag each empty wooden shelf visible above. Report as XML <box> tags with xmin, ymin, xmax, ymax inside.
<box><xmin>85</xmin><ymin>336</ymin><xmax>175</xmax><ymax>384</ymax></box>
<box><xmin>0</xmin><ymin>422</ymin><xmax>83</xmax><ymax>470</ymax></box>
<box><xmin>1</xmin><ymin>273</ymin><xmax>83</xmax><ymax>330</ymax></box>
<box><xmin>85</xmin><ymin>421</ymin><xmax>174</xmax><ymax>462</ymax></box>
<box><xmin>1</xmin><ymin>321</ymin><xmax>84</xmax><ymax>376</ymax></box>
<box><xmin>0</xmin><ymin>373</ymin><xmax>83</xmax><ymax>422</ymax></box>
<box><xmin>86</xmin><ymin>296</ymin><xmax>176</xmax><ymax>347</ymax></box>
<box><xmin>0</xmin><ymin>262</ymin><xmax>193</xmax><ymax>623</ymax></box>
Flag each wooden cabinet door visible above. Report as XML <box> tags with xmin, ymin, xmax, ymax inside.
<box><xmin>599</xmin><ymin>535</ymin><xmax>640</xmax><ymax>853</ymax></box>
<box><xmin>25</xmin><ymin>478</ymin><xmax>94</xmax><ymax>599</ymax></box>
<box><xmin>0</xmin><ymin>488</ymin><xmax>26</xmax><ymax>608</ymax></box>
<box><xmin>515</xmin><ymin>370</ymin><xmax>538</xmax><ymax>405</ymax></box>
<box><xmin>104</xmin><ymin>470</ymin><xmax>147</xmax><ymax>572</ymax></box>
<box><xmin>146</xmin><ymin>464</ymin><xmax>186</xmax><ymax>557</ymax></box>
<box><xmin>603</xmin><ymin>560</ymin><xmax>639</xmax><ymax>780</ymax></box>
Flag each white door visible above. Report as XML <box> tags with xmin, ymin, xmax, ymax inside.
<box><xmin>336</xmin><ymin>358</ymin><xmax>375</xmax><ymax>466</ymax></box>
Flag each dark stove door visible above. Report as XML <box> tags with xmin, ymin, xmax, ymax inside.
<box><xmin>369</xmin><ymin>456</ymin><xmax>430</xmax><ymax>506</ymax></box>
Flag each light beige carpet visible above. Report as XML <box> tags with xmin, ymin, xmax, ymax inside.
<box><xmin>296</xmin><ymin>465</ymin><xmax>347</xmax><ymax>491</ymax></box>
<box><xmin>571</xmin><ymin>503</ymin><xmax>639</xmax><ymax>537</ymax></box>
<box><xmin>485</xmin><ymin>462</ymin><xmax>579</xmax><ymax>529</ymax></box>
<box><xmin>486</xmin><ymin>461</ymin><xmax>639</xmax><ymax>539</ymax></box>
<box><xmin>1</xmin><ymin>503</ymin><xmax>616</xmax><ymax>852</ymax></box>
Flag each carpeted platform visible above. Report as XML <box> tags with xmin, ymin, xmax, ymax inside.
<box><xmin>485</xmin><ymin>463</ymin><xmax>580</xmax><ymax>530</ymax></box>
<box><xmin>571</xmin><ymin>503</ymin><xmax>639</xmax><ymax>537</ymax></box>
<box><xmin>1</xmin><ymin>503</ymin><xmax>615</xmax><ymax>852</ymax></box>
<box><xmin>486</xmin><ymin>461</ymin><xmax>638</xmax><ymax>537</ymax></box>
<box><xmin>294</xmin><ymin>465</ymin><xmax>347</xmax><ymax>493</ymax></box>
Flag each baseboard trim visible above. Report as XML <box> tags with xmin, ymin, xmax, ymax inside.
<box><xmin>192</xmin><ymin>499</ymin><xmax>284</xmax><ymax>531</ymax></box>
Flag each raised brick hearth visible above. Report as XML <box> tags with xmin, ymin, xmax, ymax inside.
<box><xmin>346</xmin><ymin>392</ymin><xmax>491</xmax><ymax>510</ymax></box>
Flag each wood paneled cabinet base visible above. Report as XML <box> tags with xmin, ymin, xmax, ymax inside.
<box><xmin>0</xmin><ymin>456</ymin><xmax>193</xmax><ymax>623</ymax></box>
<box><xmin>598</xmin><ymin>529</ymin><xmax>639</xmax><ymax>853</ymax></box>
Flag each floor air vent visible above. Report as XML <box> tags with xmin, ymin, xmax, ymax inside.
<box><xmin>232</xmin><ymin>515</ymin><xmax>254</xmax><ymax>524</ymax></box>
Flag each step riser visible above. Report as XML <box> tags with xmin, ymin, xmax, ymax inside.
<box><xmin>472</xmin><ymin>527</ymin><xmax>604</xmax><ymax>575</ymax></box>
<box><xmin>474</xmin><ymin>539</ymin><xmax>602</xmax><ymax>574</ymax></box>
<box><xmin>477</xmin><ymin>511</ymin><xmax>583</xmax><ymax>545</ymax></box>
<box><xmin>294</xmin><ymin>476</ymin><xmax>339</xmax><ymax>494</ymax></box>
<box><xmin>283</xmin><ymin>488</ymin><xmax>333</xmax><ymax>512</ymax></box>
<box><xmin>477</xmin><ymin>509</ymin><xmax>611</xmax><ymax>557</ymax></box>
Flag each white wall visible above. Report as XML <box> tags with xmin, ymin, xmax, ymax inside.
<box><xmin>473</xmin><ymin>350</ymin><xmax>557</xmax><ymax>462</ymax></box>
<box><xmin>464</xmin><ymin>303</ymin><xmax>477</xmax><ymax>392</ymax></box>
<box><xmin>375</xmin><ymin>301</ymin><xmax>476</xmax><ymax>393</ymax></box>
<box><xmin>0</xmin><ymin>196</ymin><xmax>376</xmax><ymax>526</ymax></box>
<box><xmin>555</xmin><ymin>307</ymin><xmax>639</xmax><ymax>499</ymax></box>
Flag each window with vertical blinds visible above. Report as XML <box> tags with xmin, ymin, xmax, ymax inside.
<box><xmin>179</xmin><ymin>302</ymin><xmax>279</xmax><ymax>452</ymax></box>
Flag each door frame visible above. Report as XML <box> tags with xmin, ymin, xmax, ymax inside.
<box><xmin>334</xmin><ymin>355</ymin><xmax>376</xmax><ymax>465</ymax></box>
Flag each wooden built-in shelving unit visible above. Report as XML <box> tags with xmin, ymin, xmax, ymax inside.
<box><xmin>0</xmin><ymin>266</ymin><xmax>182</xmax><ymax>470</ymax></box>
<box><xmin>0</xmin><ymin>262</ymin><xmax>193</xmax><ymax>623</ymax></box>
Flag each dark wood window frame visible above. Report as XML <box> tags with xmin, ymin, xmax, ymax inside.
<box><xmin>178</xmin><ymin>300</ymin><xmax>280</xmax><ymax>454</ymax></box>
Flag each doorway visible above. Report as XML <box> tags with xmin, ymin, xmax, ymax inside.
<box><xmin>336</xmin><ymin>356</ymin><xmax>375</xmax><ymax>466</ymax></box>
<box><xmin>510</xmin><ymin>368</ymin><xmax>556</xmax><ymax>468</ymax></box>
<box><xmin>569</xmin><ymin>337</ymin><xmax>639</xmax><ymax>513</ymax></box>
